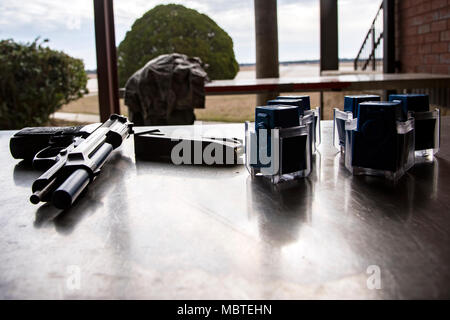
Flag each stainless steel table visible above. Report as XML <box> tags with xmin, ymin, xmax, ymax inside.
<box><xmin>1</xmin><ymin>120</ymin><xmax>449</xmax><ymax>299</ymax></box>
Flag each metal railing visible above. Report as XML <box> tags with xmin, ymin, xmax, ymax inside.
<box><xmin>354</xmin><ymin>2</ymin><xmax>384</xmax><ymax>71</ymax></box>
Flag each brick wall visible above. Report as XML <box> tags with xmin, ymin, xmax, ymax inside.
<box><xmin>397</xmin><ymin>0</ymin><xmax>450</xmax><ymax>74</ymax></box>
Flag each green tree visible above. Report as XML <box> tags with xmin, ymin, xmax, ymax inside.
<box><xmin>117</xmin><ymin>4</ymin><xmax>239</xmax><ymax>87</ymax></box>
<box><xmin>0</xmin><ymin>39</ymin><xmax>88</xmax><ymax>129</ymax></box>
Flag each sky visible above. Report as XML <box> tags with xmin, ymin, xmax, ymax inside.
<box><xmin>0</xmin><ymin>0</ymin><xmax>382</xmax><ymax>70</ymax></box>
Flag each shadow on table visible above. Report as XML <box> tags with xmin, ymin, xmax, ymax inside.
<box><xmin>12</xmin><ymin>160</ymin><xmax>43</xmax><ymax>187</ymax></box>
<box><xmin>246</xmin><ymin>176</ymin><xmax>313</xmax><ymax>247</ymax></box>
<box><xmin>340</xmin><ymin>154</ymin><xmax>441</xmax><ymax>222</ymax></box>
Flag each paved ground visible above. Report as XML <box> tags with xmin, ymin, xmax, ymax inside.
<box><xmin>51</xmin><ymin>112</ymin><xmax>222</xmax><ymax>125</ymax></box>
<box><xmin>51</xmin><ymin>112</ymin><xmax>100</xmax><ymax>123</ymax></box>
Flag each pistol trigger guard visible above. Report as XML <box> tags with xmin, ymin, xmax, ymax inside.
<box><xmin>33</xmin><ymin>146</ymin><xmax>64</xmax><ymax>170</ymax></box>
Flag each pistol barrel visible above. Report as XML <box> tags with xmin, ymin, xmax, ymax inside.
<box><xmin>52</xmin><ymin>169</ymin><xmax>90</xmax><ymax>209</ymax></box>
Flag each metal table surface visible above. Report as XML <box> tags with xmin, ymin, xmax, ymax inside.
<box><xmin>1</xmin><ymin>119</ymin><xmax>449</xmax><ymax>299</ymax></box>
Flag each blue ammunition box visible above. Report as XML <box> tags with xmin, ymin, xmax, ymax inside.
<box><xmin>273</xmin><ymin>96</ymin><xmax>320</xmax><ymax>152</ymax></box>
<box><xmin>389</xmin><ymin>94</ymin><xmax>429</xmax><ymax>112</ymax></box>
<box><xmin>334</xmin><ymin>95</ymin><xmax>381</xmax><ymax>147</ymax></box>
<box><xmin>267</xmin><ymin>99</ymin><xmax>307</xmax><ymax>115</ymax></box>
<box><xmin>344</xmin><ymin>95</ymin><xmax>381</xmax><ymax>115</ymax></box>
<box><xmin>389</xmin><ymin>94</ymin><xmax>437</xmax><ymax>152</ymax></box>
<box><xmin>356</xmin><ymin>101</ymin><xmax>402</xmax><ymax>131</ymax></box>
<box><xmin>255</xmin><ymin>105</ymin><xmax>301</xmax><ymax>130</ymax></box>
<box><xmin>254</xmin><ymin>105</ymin><xmax>306</xmax><ymax>173</ymax></box>
<box><xmin>276</xmin><ymin>96</ymin><xmax>311</xmax><ymax>110</ymax></box>
<box><xmin>352</xmin><ymin>101</ymin><xmax>403</xmax><ymax>171</ymax></box>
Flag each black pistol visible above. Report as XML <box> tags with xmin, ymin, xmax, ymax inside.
<box><xmin>10</xmin><ymin>114</ymin><xmax>133</xmax><ymax>209</ymax></box>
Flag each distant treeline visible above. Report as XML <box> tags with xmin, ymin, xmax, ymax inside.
<box><xmin>85</xmin><ymin>58</ymin><xmax>366</xmax><ymax>72</ymax></box>
<box><xmin>239</xmin><ymin>58</ymin><xmax>356</xmax><ymax>67</ymax></box>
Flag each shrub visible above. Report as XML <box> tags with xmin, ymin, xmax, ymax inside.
<box><xmin>117</xmin><ymin>4</ymin><xmax>239</xmax><ymax>87</ymax></box>
<box><xmin>0</xmin><ymin>39</ymin><xmax>88</xmax><ymax>129</ymax></box>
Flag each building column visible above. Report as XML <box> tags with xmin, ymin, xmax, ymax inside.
<box><xmin>93</xmin><ymin>0</ymin><xmax>120</xmax><ymax>121</ymax></box>
<box><xmin>254</xmin><ymin>0</ymin><xmax>279</xmax><ymax>106</ymax></box>
<box><xmin>320</xmin><ymin>0</ymin><xmax>339</xmax><ymax>72</ymax></box>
